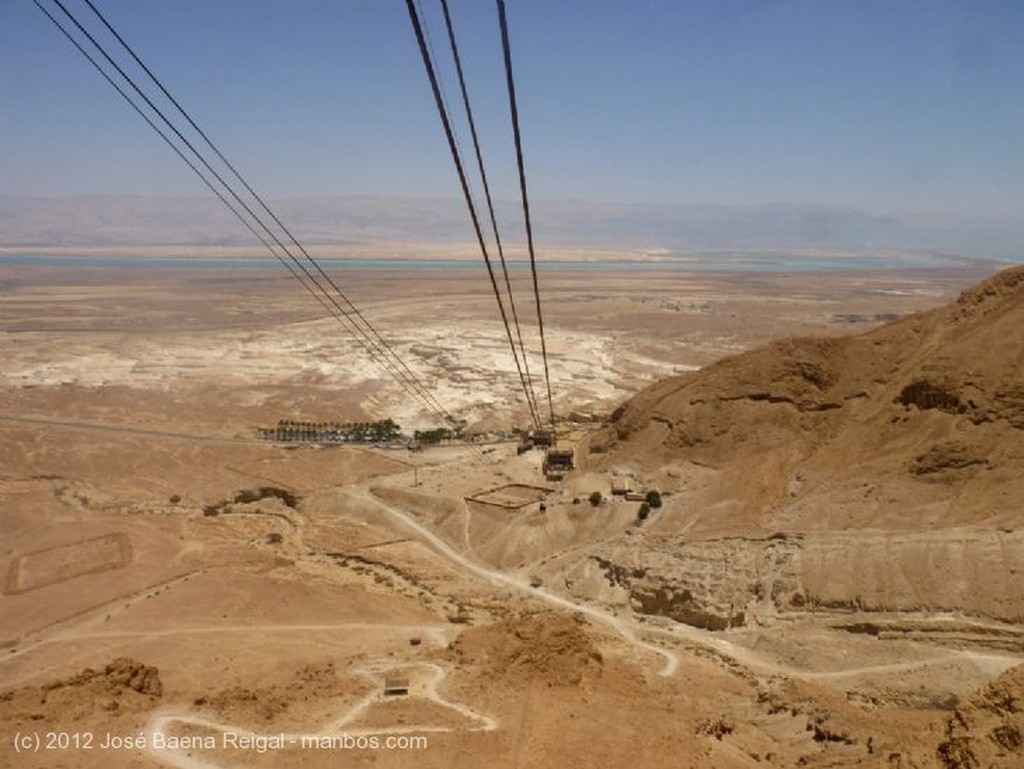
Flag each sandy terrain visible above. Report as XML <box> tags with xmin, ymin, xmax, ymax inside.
<box><xmin>2</xmin><ymin>258</ymin><xmax>1021</xmax><ymax>768</ymax></box>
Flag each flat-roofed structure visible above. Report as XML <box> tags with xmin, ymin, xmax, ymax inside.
<box><xmin>383</xmin><ymin>677</ymin><xmax>410</xmax><ymax>697</ymax></box>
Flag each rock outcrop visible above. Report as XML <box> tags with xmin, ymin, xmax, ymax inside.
<box><xmin>580</xmin><ymin>266</ymin><xmax>1024</xmax><ymax>629</ymax></box>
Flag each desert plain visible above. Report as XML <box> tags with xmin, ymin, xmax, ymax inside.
<box><xmin>2</xmin><ymin>254</ymin><xmax>1023</xmax><ymax>768</ymax></box>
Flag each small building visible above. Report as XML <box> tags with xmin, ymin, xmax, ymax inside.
<box><xmin>611</xmin><ymin>477</ymin><xmax>634</xmax><ymax>496</ymax></box>
<box><xmin>383</xmin><ymin>677</ymin><xmax>410</xmax><ymax>697</ymax></box>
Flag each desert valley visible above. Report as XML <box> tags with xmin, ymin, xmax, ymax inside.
<box><xmin>2</xmin><ymin>253</ymin><xmax>1023</xmax><ymax>769</ymax></box>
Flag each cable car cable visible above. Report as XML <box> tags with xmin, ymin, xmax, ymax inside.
<box><xmin>496</xmin><ymin>0</ymin><xmax>556</xmax><ymax>432</ymax></box>
<box><xmin>438</xmin><ymin>0</ymin><xmax>541</xmax><ymax>430</ymax></box>
<box><xmin>36</xmin><ymin>0</ymin><xmax>473</xmax><ymax>447</ymax></box>
<box><xmin>405</xmin><ymin>0</ymin><xmax>542</xmax><ymax>433</ymax></box>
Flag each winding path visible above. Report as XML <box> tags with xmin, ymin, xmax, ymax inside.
<box><xmin>350</xmin><ymin>486</ymin><xmax>680</xmax><ymax>677</ymax></box>
<box><xmin>350</xmin><ymin>486</ymin><xmax>1024</xmax><ymax>685</ymax></box>
<box><xmin>146</xmin><ymin>660</ymin><xmax>495</xmax><ymax>769</ymax></box>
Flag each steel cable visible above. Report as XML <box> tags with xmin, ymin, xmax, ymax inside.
<box><xmin>438</xmin><ymin>0</ymin><xmax>541</xmax><ymax>430</ymax></box>
<box><xmin>405</xmin><ymin>0</ymin><xmax>542</xmax><ymax>433</ymax></box>
<box><xmin>35</xmin><ymin>0</ymin><xmax>476</xmax><ymax>451</ymax></box>
<box><xmin>496</xmin><ymin>0</ymin><xmax>557</xmax><ymax>432</ymax></box>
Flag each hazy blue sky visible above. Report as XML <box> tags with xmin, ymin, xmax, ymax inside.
<box><xmin>2</xmin><ymin>0</ymin><xmax>1022</xmax><ymax>218</ymax></box>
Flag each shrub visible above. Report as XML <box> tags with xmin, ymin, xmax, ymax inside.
<box><xmin>645</xmin><ymin>490</ymin><xmax>662</xmax><ymax>508</ymax></box>
<box><xmin>588</xmin><ymin>491</ymin><xmax>603</xmax><ymax>507</ymax></box>
<box><xmin>638</xmin><ymin>502</ymin><xmax>650</xmax><ymax>520</ymax></box>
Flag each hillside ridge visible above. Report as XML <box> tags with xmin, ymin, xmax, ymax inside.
<box><xmin>590</xmin><ymin>264</ymin><xmax>1024</xmax><ymax>530</ymax></box>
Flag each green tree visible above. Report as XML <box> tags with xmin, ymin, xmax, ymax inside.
<box><xmin>638</xmin><ymin>502</ymin><xmax>651</xmax><ymax>520</ymax></box>
<box><xmin>415</xmin><ymin>427</ymin><xmax>452</xmax><ymax>445</ymax></box>
<box><xmin>588</xmin><ymin>491</ymin><xmax>603</xmax><ymax>507</ymax></box>
<box><xmin>645</xmin><ymin>489</ymin><xmax>662</xmax><ymax>509</ymax></box>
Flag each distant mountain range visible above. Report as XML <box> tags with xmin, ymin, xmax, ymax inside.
<box><xmin>1</xmin><ymin>194</ymin><xmax>1021</xmax><ymax>260</ymax></box>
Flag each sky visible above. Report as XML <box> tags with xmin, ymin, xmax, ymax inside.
<box><xmin>1</xmin><ymin>0</ymin><xmax>1023</xmax><ymax>221</ymax></box>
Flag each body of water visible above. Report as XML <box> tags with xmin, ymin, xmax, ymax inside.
<box><xmin>0</xmin><ymin>253</ymin><xmax>1010</xmax><ymax>271</ymax></box>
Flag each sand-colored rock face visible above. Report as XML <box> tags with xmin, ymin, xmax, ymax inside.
<box><xmin>0</xmin><ymin>658</ymin><xmax>162</xmax><ymax>723</ymax></box>
<box><xmin>577</xmin><ymin>529</ymin><xmax>1024</xmax><ymax>631</ymax></box>
<box><xmin>575</xmin><ymin>266</ymin><xmax>1024</xmax><ymax>631</ymax></box>
<box><xmin>448</xmin><ymin>611</ymin><xmax>604</xmax><ymax>687</ymax></box>
<box><xmin>891</xmin><ymin>663</ymin><xmax>1024</xmax><ymax>769</ymax></box>
<box><xmin>593</xmin><ymin>264</ymin><xmax>1024</xmax><ymax>525</ymax></box>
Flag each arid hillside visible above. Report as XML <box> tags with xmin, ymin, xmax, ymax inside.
<box><xmin>590</xmin><ymin>264</ymin><xmax>1024</xmax><ymax>532</ymax></box>
<box><xmin>572</xmin><ymin>266</ymin><xmax>1024</xmax><ymax>632</ymax></box>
